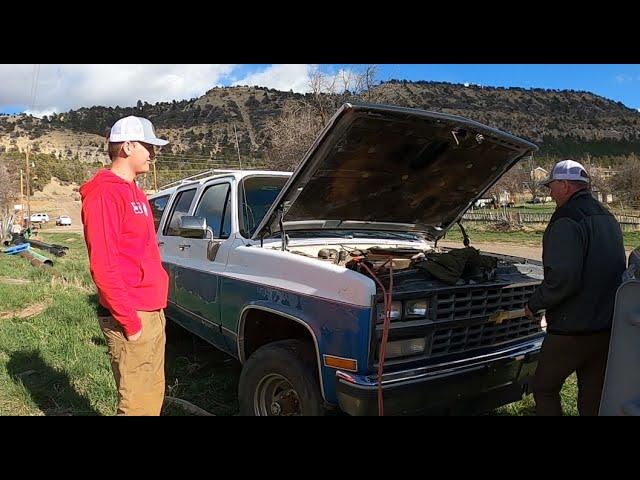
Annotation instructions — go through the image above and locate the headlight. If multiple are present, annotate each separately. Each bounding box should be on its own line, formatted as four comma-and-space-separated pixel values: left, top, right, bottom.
406, 299, 429, 317
376, 301, 402, 323
540, 313, 547, 332
383, 338, 427, 359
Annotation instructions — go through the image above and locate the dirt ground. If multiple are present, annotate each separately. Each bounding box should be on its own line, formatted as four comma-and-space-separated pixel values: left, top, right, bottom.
441, 241, 544, 260
441, 241, 634, 262
21, 178, 83, 234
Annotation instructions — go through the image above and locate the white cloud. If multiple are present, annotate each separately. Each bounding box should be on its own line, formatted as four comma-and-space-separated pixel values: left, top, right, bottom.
330, 67, 363, 93
233, 64, 315, 93
0, 64, 238, 116
24, 108, 57, 118
232, 64, 365, 95
616, 74, 633, 84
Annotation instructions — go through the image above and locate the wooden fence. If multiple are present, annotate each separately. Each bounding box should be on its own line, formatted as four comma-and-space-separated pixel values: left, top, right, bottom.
463, 211, 640, 231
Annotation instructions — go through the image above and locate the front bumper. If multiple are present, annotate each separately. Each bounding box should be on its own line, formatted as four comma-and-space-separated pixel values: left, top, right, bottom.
336, 337, 543, 415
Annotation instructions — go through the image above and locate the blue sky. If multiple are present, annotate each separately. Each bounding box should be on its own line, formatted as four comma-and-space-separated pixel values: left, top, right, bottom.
1, 64, 639, 117
371, 65, 640, 109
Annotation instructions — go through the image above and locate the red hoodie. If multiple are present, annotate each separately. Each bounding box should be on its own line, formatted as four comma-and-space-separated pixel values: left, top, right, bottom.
80, 170, 168, 336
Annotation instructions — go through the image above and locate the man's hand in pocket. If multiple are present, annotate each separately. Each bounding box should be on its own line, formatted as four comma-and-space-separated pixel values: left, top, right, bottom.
127, 327, 142, 342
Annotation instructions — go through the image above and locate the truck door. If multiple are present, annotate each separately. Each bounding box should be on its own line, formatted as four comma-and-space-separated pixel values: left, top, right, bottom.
157, 187, 197, 307
599, 248, 640, 416
172, 179, 235, 353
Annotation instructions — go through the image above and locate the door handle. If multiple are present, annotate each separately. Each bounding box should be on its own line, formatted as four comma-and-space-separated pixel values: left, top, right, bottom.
178, 244, 191, 251
158, 241, 165, 247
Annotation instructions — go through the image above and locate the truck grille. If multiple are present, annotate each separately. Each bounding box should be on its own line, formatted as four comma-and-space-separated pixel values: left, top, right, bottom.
433, 284, 537, 322
430, 284, 540, 356
429, 314, 540, 357
376, 284, 542, 362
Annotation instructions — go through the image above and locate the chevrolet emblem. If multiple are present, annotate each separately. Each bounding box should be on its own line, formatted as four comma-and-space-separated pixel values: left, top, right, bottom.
489, 308, 525, 324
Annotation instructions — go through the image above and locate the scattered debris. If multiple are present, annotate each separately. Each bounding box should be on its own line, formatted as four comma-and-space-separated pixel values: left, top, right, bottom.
3, 243, 30, 255
27, 238, 69, 257
0, 300, 51, 320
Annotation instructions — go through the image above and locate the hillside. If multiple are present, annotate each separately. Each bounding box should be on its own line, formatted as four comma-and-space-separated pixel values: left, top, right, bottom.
1, 80, 639, 173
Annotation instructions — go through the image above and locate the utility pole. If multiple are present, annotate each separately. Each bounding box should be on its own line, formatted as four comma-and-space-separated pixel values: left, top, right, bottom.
25, 146, 31, 228
152, 161, 158, 191
20, 169, 24, 205
233, 123, 243, 170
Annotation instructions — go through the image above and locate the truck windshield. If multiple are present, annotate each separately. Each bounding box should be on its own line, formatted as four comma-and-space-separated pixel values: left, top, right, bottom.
239, 176, 288, 237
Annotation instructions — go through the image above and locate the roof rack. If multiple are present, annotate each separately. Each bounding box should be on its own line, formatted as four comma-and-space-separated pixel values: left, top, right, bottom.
157, 169, 244, 191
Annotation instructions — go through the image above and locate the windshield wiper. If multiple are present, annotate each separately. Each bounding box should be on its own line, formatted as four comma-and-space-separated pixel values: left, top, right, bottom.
351, 231, 419, 241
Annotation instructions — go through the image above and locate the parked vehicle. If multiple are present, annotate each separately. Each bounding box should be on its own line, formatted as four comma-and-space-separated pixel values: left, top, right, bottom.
149, 104, 545, 415
29, 213, 49, 223
474, 198, 495, 208
55, 215, 72, 226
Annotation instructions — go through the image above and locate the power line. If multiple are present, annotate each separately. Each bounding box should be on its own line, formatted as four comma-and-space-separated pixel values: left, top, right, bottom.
155, 159, 266, 166
157, 150, 263, 158
28, 64, 40, 111
48, 147, 262, 162
156, 155, 265, 163
152, 168, 244, 173
5, 150, 265, 168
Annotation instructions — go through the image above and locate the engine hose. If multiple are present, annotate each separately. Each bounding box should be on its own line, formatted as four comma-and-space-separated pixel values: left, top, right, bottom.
357, 258, 394, 416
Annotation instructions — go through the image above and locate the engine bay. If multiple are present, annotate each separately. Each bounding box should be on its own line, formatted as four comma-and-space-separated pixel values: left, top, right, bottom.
283, 243, 544, 291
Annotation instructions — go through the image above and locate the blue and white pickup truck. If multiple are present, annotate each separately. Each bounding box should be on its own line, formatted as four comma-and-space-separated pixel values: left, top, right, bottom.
148, 103, 545, 415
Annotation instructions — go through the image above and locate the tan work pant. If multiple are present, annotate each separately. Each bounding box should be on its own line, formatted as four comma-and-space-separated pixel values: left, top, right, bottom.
98, 310, 166, 416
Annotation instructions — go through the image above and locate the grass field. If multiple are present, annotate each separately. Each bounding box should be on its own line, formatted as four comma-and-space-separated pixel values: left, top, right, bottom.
0, 232, 239, 416
0, 232, 581, 416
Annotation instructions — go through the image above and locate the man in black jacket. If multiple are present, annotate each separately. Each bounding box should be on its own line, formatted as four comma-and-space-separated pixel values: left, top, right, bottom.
525, 160, 626, 415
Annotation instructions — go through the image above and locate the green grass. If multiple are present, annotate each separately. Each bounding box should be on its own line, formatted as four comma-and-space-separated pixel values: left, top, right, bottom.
0, 232, 239, 416
1, 231, 580, 416
0, 234, 112, 415
491, 375, 578, 416
506, 202, 557, 214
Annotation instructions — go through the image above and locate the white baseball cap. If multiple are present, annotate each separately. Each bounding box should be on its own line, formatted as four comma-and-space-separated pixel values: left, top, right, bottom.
541, 159, 590, 186
108, 116, 168, 146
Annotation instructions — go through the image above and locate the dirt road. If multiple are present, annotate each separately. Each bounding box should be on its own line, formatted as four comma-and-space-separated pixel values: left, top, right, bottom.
441, 241, 634, 262
441, 241, 543, 260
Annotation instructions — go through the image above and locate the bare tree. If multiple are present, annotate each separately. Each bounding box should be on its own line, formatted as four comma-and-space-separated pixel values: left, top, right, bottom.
262, 103, 325, 171
520, 155, 549, 202
0, 161, 18, 218
307, 64, 381, 118
308, 69, 332, 124
524, 180, 542, 202
263, 65, 381, 171
582, 154, 612, 199
359, 65, 380, 102
489, 164, 528, 202
337, 68, 355, 96
611, 154, 640, 204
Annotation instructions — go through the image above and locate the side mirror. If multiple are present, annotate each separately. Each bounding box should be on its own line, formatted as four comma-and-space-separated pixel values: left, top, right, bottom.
179, 216, 210, 239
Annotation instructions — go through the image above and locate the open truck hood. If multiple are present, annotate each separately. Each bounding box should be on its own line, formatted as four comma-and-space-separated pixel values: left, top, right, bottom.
252, 103, 537, 241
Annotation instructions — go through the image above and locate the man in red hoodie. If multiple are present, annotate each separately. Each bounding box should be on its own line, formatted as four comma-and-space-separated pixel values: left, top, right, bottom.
80, 116, 169, 415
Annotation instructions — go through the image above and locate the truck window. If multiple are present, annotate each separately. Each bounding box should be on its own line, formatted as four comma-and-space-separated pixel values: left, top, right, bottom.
194, 183, 231, 239
163, 189, 197, 236
238, 176, 288, 237
149, 195, 170, 232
